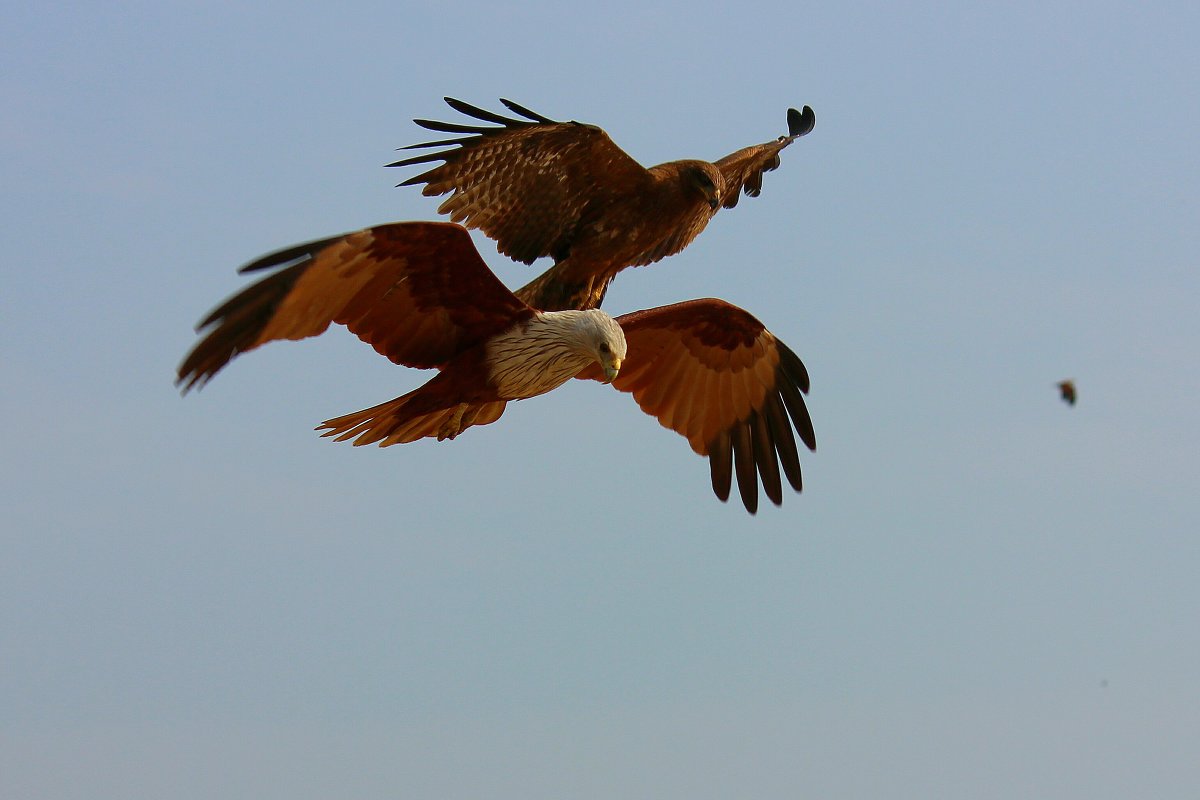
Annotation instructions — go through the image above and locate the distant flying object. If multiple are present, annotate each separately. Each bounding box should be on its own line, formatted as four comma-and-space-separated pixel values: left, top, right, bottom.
1057, 380, 1077, 406
178, 222, 816, 513
389, 97, 815, 311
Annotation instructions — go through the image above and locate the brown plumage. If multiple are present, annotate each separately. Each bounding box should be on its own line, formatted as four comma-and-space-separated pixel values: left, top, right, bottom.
576, 298, 816, 514
1057, 379, 1077, 406
389, 98, 815, 311
178, 222, 815, 512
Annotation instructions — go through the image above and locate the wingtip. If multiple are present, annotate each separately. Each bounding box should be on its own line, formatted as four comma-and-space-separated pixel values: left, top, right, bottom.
786, 105, 816, 138
498, 97, 556, 124
174, 368, 207, 396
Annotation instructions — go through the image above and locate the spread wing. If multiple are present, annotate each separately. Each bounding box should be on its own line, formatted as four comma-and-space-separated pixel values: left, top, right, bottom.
388, 97, 650, 265
579, 299, 816, 514
713, 105, 815, 209
177, 221, 532, 392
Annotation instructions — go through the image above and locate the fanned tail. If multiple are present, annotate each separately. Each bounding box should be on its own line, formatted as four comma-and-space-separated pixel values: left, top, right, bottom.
318, 396, 507, 446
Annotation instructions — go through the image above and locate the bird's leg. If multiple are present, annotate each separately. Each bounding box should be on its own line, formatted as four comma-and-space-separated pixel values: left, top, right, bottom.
437, 404, 469, 441
436, 402, 490, 440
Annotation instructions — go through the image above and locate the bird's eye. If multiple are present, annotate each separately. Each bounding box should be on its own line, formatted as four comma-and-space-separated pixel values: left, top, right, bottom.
695, 170, 714, 188
599, 342, 611, 354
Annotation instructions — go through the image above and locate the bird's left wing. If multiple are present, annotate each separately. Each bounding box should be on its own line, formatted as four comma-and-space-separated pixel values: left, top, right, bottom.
578, 299, 816, 514
177, 222, 531, 391
389, 97, 649, 266
713, 106, 814, 209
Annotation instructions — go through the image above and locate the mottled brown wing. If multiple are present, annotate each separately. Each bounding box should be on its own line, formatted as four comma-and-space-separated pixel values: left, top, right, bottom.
579, 299, 816, 514
177, 221, 532, 392
389, 98, 650, 265
713, 105, 815, 209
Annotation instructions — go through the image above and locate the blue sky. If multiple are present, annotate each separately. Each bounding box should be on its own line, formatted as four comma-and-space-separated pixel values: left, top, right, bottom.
4, 1, 1199, 797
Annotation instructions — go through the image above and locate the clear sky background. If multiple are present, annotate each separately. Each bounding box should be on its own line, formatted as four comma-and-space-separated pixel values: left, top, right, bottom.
4, 2, 1198, 798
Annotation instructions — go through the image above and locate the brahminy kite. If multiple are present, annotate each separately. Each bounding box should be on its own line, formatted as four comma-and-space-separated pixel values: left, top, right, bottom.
178, 222, 815, 513
389, 98, 816, 311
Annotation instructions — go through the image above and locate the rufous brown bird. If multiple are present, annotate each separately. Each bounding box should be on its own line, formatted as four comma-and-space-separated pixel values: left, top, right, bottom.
389, 97, 815, 311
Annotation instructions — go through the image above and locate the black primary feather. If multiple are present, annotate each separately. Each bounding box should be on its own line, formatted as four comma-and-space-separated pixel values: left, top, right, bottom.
787, 106, 816, 138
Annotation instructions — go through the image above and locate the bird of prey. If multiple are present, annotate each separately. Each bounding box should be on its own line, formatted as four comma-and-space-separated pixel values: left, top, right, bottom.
177, 222, 815, 513
389, 97, 815, 311
1057, 380, 1077, 406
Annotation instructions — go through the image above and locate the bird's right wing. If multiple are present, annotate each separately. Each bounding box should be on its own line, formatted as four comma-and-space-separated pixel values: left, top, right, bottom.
578, 298, 816, 514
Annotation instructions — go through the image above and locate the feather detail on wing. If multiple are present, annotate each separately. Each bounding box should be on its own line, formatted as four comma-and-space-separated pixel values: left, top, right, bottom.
578, 298, 815, 514
713, 105, 814, 209
388, 97, 650, 265
176, 221, 532, 391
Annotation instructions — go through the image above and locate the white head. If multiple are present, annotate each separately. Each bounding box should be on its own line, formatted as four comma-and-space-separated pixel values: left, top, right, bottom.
556, 309, 627, 383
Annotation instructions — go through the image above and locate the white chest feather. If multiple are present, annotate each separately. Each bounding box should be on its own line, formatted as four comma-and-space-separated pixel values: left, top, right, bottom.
484, 316, 594, 399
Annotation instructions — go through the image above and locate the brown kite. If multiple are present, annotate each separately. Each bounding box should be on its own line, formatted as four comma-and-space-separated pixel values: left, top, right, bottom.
389, 98, 816, 311
178, 222, 816, 513
1057, 379, 1077, 406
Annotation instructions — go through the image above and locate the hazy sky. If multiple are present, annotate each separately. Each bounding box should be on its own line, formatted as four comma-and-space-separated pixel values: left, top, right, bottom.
4, 1, 1199, 798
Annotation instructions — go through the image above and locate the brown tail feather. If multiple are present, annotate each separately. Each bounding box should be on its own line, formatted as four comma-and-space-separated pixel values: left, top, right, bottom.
318, 396, 507, 445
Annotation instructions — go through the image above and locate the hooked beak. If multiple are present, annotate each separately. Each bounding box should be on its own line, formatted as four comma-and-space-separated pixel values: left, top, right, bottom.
708, 192, 721, 210
602, 358, 622, 384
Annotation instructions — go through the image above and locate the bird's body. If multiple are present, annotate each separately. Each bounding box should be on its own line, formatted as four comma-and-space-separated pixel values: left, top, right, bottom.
320, 309, 625, 445
391, 98, 815, 310
512, 162, 723, 310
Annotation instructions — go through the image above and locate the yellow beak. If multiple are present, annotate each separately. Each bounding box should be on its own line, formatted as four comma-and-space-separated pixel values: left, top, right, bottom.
603, 358, 622, 384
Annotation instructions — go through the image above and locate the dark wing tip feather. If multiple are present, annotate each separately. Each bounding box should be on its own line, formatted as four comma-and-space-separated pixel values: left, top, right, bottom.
709, 430, 733, 503
236, 234, 344, 275
703, 333, 818, 512
787, 106, 816, 138
392, 136, 475, 152
394, 163, 446, 188
711, 404, 802, 513
498, 98, 557, 124
751, 411, 784, 507
412, 118, 494, 135
763, 393, 804, 493
393, 99, 561, 192
442, 97, 530, 127
730, 420, 759, 514
776, 340, 811, 394
178, 259, 313, 393
386, 150, 451, 169
776, 367, 817, 454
